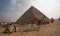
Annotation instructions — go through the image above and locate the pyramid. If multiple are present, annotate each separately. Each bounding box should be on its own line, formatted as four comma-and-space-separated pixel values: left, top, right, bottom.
16, 6, 49, 24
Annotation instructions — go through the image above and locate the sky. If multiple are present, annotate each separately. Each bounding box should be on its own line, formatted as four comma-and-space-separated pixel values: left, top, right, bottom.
0, 0, 60, 22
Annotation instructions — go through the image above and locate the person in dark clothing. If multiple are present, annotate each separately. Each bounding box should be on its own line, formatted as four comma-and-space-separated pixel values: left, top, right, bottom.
14, 25, 16, 32
37, 20, 41, 25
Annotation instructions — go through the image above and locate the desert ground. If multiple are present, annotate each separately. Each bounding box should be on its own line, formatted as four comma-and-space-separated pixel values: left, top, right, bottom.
0, 20, 60, 36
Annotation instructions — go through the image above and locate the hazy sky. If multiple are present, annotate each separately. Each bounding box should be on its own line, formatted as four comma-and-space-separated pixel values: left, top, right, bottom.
0, 0, 60, 22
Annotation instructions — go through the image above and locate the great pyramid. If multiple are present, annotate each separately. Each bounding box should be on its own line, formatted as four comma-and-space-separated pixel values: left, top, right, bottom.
16, 6, 49, 24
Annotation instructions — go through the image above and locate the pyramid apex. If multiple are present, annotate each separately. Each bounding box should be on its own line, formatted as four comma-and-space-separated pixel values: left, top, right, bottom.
31, 6, 34, 7
30, 6, 36, 8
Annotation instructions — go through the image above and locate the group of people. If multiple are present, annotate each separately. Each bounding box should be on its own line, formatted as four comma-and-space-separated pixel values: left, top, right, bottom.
37, 18, 55, 25
37, 20, 49, 25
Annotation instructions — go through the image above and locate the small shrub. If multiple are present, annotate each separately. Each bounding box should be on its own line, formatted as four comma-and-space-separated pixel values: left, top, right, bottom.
58, 17, 60, 20
50, 18, 55, 23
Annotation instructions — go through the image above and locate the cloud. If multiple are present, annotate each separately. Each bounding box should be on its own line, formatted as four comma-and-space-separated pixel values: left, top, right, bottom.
24, 0, 31, 3
11, 0, 17, 8
11, 0, 17, 5
17, 4, 22, 10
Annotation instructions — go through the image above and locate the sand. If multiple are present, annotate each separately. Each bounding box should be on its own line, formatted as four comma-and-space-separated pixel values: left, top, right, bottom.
0, 20, 60, 36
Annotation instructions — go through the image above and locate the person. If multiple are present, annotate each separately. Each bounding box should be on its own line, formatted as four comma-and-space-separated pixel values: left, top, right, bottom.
37, 20, 41, 25
14, 25, 16, 32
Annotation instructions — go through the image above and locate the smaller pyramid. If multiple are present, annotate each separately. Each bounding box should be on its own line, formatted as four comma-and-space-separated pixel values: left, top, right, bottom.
16, 6, 49, 24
